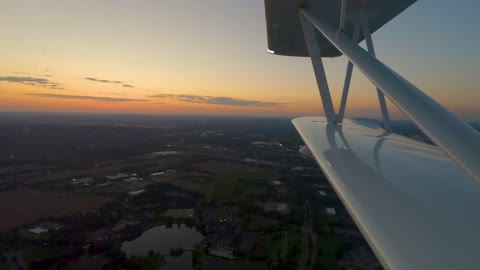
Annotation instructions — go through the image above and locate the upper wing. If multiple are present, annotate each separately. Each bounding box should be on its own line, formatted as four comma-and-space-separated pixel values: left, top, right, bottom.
264, 0, 416, 57
293, 116, 480, 270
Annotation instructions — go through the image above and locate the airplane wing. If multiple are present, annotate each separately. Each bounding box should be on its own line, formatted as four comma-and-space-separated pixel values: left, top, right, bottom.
293, 117, 480, 269
264, 1, 480, 268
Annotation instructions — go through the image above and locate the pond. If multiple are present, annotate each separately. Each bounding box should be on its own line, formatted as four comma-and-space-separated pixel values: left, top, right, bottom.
121, 224, 204, 270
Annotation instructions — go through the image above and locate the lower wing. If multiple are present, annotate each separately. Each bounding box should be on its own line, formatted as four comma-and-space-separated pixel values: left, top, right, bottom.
293, 116, 480, 270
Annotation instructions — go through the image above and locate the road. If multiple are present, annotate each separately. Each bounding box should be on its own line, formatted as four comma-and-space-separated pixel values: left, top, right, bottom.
298, 200, 317, 270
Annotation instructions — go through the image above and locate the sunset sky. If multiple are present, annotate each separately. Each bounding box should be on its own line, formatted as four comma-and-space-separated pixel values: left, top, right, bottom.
0, 0, 479, 119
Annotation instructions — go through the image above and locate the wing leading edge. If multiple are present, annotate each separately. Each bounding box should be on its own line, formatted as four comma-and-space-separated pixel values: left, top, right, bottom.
293, 116, 480, 270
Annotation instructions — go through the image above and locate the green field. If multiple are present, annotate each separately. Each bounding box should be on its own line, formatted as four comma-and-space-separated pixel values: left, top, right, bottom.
206, 177, 250, 202
0, 262, 9, 270
241, 215, 278, 232
311, 210, 348, 270
199, 161, 277, 202
23, 246, 68, 264
266, 231, 302, 268
314, 233, 346, 270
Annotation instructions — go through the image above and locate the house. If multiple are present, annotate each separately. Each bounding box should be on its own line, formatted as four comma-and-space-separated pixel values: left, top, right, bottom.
272, 180, 282, 186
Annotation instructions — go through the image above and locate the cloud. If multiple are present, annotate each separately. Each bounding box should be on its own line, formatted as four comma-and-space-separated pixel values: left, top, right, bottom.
27, 93, 148, 102
150, 94, 282, 107
98, 92, 126, 96
85, 77, 135, 88
85, 77, 122, 84
0, 76, 62, 89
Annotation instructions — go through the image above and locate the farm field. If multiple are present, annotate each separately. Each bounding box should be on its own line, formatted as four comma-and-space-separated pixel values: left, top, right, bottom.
0, 188, 112, 232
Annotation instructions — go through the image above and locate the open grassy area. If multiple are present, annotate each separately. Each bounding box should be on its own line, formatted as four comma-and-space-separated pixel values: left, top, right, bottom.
241, 215, 278, 232
23, 246, 68, 264
312, 209, 348, 270
0, 262, 9, 270
0, 188, 112, 233
163, 178, 209, 194
139, 253, 165, 269
312, 210, 338, 232
314, 233, 346, 270
199, 161, 277, 202
206, 177, 250, 202
136, 160, 277, 202
266, 231, 302, 268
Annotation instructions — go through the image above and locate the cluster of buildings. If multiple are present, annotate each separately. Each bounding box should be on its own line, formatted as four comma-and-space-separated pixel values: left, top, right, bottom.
202, 232, 268, 260
200, 205, 269, 260
85, 217, 142, 247
71, 172, 144, 187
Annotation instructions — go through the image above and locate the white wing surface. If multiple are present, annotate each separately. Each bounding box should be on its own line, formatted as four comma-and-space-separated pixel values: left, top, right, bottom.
293, 116, 480, 270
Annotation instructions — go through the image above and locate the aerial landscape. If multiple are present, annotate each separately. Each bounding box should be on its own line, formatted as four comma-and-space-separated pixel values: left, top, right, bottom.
2, 112, 477, 269
1, 0, 479, 269
0, 112, 382, 270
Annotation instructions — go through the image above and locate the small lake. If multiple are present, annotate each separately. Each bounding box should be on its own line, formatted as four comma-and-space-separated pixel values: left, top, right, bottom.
121, 224, 204, 270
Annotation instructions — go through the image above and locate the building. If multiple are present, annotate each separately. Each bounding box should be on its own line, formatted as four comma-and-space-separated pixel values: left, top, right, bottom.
150, 170, 176, 177
202, 232, 267, 259
203, 233, 236, 259
29, 227, 48, 235
272, 180, 282, 186
29, 221, 63, 235
72, 177, 95, 185
325, 208, 336, 216
95, 182, 111, 188
261, 201, 289, 213
128, 189, 146, 197
124, 176, 143, 182
151, 151, 179, 157
105, 173, 128, 180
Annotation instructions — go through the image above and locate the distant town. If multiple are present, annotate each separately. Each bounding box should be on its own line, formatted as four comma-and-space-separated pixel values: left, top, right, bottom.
2, 113, 475, 270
